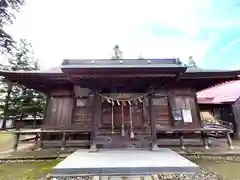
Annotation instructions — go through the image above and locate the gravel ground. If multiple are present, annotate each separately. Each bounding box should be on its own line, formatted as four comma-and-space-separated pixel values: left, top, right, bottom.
43, 170, 223, 180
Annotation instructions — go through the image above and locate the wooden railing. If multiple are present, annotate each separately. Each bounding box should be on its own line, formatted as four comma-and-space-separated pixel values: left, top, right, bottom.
202, 119, 233, 130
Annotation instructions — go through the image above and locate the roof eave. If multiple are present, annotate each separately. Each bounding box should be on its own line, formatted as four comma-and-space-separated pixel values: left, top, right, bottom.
181, 70, 240, 79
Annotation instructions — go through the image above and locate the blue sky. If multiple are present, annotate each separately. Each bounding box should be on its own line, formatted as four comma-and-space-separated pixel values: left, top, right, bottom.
2, 0, 240, 70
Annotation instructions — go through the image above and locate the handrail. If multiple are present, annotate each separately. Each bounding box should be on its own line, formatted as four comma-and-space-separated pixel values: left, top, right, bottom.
202, 119, 233, 130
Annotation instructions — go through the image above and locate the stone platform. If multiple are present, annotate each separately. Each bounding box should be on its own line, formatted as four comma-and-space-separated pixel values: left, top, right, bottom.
51, 148, 199, 177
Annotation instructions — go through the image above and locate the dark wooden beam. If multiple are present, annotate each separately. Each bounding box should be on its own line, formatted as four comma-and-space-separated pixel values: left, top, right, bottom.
148, 90, 158, 150
71, 74, 176, 78
13, 132, 20, 151
89, 91, 101, 152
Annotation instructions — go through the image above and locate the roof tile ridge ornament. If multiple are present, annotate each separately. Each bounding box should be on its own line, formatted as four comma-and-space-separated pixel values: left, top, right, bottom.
111, 44, 122, 60
175, 58, 182, 65
188, 56, 197, 67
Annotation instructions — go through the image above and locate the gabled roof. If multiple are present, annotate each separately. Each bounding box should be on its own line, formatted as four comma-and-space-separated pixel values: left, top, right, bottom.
197, 80, 240, 104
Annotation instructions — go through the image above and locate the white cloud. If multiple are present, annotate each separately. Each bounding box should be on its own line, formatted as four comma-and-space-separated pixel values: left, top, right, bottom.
222, 38, 240, 53
3, 0, 221, 69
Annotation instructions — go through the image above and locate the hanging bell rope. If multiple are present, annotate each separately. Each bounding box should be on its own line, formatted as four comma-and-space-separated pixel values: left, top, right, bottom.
129, 104, 134, 139
121, 102, 125, 137
111, 101, 115, 134
95, 91, 149, 138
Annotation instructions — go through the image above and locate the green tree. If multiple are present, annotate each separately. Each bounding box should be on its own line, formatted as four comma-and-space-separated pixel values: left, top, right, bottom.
0, 39, 45, 129
8, 39, 36, 71
0, 0, 25, 53
14, 60, 46, 124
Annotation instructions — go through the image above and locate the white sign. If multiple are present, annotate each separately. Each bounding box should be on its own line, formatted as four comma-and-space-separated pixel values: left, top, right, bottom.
76, 99, 87, 107
182, 110, 192, 123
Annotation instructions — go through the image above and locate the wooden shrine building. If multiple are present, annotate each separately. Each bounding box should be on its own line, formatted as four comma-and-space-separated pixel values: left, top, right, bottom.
0, 58, 239, 151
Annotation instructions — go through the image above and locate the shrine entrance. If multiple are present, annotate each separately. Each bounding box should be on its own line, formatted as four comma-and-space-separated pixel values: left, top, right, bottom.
97, 93, 151, 149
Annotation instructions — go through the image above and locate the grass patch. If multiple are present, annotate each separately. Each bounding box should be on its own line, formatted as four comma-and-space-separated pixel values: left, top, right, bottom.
0, 133, 12, 152
194, 159, 240, 180
0, 133, 12, 145
8, 149, 74, 159
0, 160, 61, 180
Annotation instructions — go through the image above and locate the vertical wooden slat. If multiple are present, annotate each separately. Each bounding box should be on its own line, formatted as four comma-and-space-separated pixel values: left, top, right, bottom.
43, 94, 50, 126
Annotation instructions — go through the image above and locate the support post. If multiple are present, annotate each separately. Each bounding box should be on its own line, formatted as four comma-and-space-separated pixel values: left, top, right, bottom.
61, 132, 66, 150
35, 133, 39, 146
149, 92, 158, 151
226, 131, 234, 149
89, 92, 100, 152
179, 132, 185, 150
39, 132, 43, 150
201, 132, 209, 149
13, 132, 20, 151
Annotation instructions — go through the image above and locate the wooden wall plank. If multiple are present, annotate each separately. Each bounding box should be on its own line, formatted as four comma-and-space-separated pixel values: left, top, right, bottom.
44, 97, 73, 129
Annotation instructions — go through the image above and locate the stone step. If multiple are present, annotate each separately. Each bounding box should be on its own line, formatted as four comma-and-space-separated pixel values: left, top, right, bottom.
93, 175, 152, 180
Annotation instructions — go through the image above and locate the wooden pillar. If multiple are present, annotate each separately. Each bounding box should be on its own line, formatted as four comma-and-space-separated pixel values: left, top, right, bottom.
39, 132, 43, 150
61, 132, 66, 150
89, 92, 100, 152
149, 92, 158, 150
179, 132, 185, 150
226, 131, 234, 149
13, 132, 20, 151
201, 132, 209, 149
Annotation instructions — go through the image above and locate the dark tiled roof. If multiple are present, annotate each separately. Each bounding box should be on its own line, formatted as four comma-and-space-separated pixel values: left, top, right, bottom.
61, 58, 184, 69
186, 67, 237, 73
